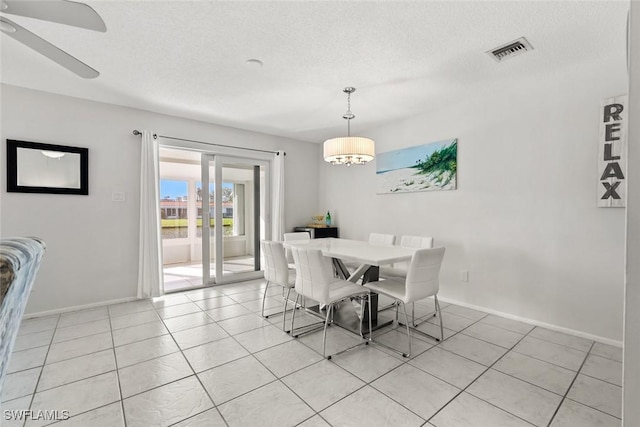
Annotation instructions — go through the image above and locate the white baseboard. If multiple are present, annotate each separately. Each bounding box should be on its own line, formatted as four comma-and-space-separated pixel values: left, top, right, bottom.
23, 296, 141, 319
438, 296, 623, 348
20, 289, 623, 348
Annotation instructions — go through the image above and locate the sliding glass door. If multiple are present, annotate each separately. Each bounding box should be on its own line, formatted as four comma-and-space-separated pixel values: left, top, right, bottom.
202, 154, 269, 285
159, 147, 203, 292
159, 146, 270, 292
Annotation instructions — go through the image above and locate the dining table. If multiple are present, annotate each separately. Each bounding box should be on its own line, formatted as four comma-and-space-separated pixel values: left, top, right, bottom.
282, 237, 417, 335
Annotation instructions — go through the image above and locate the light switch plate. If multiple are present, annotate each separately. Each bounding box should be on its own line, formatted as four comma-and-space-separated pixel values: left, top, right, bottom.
112, 192, 125, 202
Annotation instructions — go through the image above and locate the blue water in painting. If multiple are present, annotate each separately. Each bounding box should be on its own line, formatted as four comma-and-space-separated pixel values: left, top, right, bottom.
376, 139, 456, 174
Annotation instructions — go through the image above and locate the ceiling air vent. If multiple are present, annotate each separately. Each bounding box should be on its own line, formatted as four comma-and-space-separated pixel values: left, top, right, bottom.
487, 37, 533, 62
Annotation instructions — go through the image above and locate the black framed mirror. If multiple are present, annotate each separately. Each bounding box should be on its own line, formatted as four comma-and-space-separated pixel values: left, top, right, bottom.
6, 139, 89, 195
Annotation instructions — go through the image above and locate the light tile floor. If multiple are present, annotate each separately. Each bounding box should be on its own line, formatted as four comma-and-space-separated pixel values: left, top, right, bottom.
2, 279, 623, 427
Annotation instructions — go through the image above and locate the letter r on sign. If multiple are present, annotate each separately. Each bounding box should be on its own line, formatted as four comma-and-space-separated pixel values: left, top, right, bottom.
603, 103, 624, 122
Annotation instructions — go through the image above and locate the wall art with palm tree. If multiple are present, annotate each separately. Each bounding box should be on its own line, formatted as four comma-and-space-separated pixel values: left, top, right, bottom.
376, 138, 457, 194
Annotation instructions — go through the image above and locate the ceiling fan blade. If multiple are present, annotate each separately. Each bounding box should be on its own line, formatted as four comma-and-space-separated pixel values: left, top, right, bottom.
1, 16, 99, 78
2, 0, 106, 32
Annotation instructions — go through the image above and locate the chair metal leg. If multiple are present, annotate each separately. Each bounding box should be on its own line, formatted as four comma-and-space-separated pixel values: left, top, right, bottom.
409, 300, 438, 327
282, 287, 292, 332
319, 295, 374, 360
402, 303, 411, 358
323, 304, 333, 359
435, 295, 444, 341
397, 298, 442, 343
368, 293, 373, 341
359, 297, 364, 338
263, 284, 298, 320
368, 297, 407, 358
287, 293, 326, 338
412, 302, 415, 326
261, 281, 270, 318
290, 293, 300, 335
410, 310, 437, 327
377, 301, 397, 312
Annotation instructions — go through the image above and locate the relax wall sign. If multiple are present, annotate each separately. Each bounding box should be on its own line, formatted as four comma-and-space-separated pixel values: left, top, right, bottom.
598, 95, 627, 208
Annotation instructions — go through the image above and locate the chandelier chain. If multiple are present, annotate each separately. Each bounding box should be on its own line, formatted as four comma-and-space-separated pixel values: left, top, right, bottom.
345, 89, 352, 136
323, 85, 374, 166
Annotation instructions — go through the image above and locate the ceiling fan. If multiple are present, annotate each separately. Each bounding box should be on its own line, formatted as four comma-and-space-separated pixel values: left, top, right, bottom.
0, 0, 106, 79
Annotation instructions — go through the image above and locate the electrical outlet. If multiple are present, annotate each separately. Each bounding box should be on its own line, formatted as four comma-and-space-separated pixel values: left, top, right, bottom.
112, 192, 125, 202
460, 270, 469, 282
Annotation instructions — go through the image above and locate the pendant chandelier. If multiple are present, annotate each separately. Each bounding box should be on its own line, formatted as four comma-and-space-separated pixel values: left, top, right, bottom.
323, 87, 375, 166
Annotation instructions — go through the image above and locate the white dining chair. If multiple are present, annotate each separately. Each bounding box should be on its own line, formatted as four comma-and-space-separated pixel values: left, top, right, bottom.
261, 240, 296, 331
380, 235, 434, 278
379, 235, 435, 316
364, 247, 445, 357
289, 246, 372, 359
368, 233, 396, 246
283, 232, 311, 265
343, 233, 396, 274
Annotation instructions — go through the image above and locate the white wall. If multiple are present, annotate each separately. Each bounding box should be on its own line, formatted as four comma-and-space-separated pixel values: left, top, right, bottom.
0, 84, 319, 314
623, 1, 640, 424
319, 56, 627, 342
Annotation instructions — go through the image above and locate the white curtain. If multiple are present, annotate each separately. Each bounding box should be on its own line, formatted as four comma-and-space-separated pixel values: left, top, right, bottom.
137, 131, 163, 299
273, 151, 285, 241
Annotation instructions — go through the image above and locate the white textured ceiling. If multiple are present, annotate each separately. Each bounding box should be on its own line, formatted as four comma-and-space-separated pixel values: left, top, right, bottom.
0, 1, 630, 143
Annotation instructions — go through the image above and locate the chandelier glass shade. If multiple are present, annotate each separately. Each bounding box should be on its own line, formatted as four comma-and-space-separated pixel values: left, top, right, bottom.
323, 87, 375, 166
323, 136, 375, 165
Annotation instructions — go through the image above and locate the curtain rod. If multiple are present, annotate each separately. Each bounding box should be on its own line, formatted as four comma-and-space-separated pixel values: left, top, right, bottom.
132, 130, 285, 156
